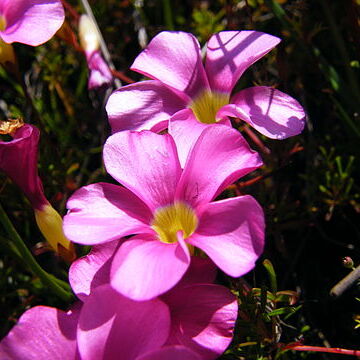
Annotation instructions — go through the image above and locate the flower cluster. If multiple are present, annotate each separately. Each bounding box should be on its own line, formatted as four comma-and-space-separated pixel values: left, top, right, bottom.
0, 27, 305, 359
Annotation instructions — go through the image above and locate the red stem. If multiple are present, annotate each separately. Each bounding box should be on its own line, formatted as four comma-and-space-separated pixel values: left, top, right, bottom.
285, 344, 360, 356
111, 69, 135, 84
61, 0, 80, 21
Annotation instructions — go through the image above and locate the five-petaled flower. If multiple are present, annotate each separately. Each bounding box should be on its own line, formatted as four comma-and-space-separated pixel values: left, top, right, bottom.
107, 30, 305, 163
64, 125, 265, 301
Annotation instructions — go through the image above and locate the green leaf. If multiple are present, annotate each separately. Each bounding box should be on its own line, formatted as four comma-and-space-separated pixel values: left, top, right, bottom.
263, 259, 277, 293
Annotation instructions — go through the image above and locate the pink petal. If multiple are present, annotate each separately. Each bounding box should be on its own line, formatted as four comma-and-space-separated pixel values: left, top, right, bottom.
131, 31, 209, 100
0, 305, 80, 360
69, 240, 119, 301
137, 346, 201, 360
176, 124, 263, 209
1, 0, 64, 46
218, 86, 306, 139
64, 182, 151, 245
111, 234, 191, 301
169, 109, 230, 168
106, 80, 186, 134
86, 50, 113, 89
104, 130, 182, 211
175, 256, 217, 289
163, 284, 238, 360
77, 285, 170, 360
205, 31, 281, 93
189, 196, 265, 277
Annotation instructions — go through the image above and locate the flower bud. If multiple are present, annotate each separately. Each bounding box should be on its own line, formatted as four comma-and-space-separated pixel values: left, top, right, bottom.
78, 14, 113, 90
0, 123, 75, 261
342, 256, 354, 269
78, 14, 100, 55
35, 204, 76, 262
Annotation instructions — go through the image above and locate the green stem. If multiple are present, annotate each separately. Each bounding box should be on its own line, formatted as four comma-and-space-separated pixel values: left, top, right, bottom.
331, 95, 360, 137
0, 203, 73, 302
162, 0, 174, 30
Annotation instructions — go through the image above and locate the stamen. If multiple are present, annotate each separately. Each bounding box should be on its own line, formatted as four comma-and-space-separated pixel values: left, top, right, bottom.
0, 15, 6, 31
151, 202, 198, 244
0, 119, 24, 135
190, 90, 229, 124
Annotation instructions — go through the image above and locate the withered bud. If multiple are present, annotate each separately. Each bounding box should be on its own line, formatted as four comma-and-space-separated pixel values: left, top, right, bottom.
0, 118, 24, 135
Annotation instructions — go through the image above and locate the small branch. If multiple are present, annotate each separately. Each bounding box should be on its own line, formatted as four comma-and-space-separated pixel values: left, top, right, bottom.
330, 264, 360, 297
61, 0, 80, 21
239, 123, 271, 155
162, 0, 174, 30
283, 343, 360, 356
111, 69, 135, 84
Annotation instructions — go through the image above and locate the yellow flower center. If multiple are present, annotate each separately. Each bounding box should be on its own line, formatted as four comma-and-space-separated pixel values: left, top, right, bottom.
0, 15, 6, 31
190, 90, 229, 124
151, 202, 198, 244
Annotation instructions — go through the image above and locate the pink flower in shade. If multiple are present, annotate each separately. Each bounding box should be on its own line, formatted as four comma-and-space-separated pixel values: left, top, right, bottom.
0, 123, 74, 259
0, 245, 238, 360
106, 31, 305, 157
78, 14, 113, 90
85, 50, 113, 90
64, 124, 265, 301
0, 0, 64, 46
0, 124, 46, 210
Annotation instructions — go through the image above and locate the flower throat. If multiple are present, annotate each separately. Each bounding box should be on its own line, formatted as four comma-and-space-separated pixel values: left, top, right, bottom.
151, 202, 198, 244
190, 90, 229, 124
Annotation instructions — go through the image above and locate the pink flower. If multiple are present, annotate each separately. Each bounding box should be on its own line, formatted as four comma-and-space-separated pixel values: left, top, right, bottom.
0, 248, 238, 360
106, 31, 305, 159
85, 51, 113, 90
64, 125, 265, 300
0, 0, 64, 46
78, 14, 113, 90
0, 123, 74, 259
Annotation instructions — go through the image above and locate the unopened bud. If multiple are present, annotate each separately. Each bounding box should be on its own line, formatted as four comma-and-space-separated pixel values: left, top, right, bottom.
342, 256, 354, 269
138, 27, 148, 49
78, 14, 100, 54
35, 204, 76, 262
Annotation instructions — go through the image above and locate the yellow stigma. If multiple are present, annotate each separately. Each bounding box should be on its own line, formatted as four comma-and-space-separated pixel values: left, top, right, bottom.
190, 90, 229, 124
0, 15, 6, 31
151, 202, 198, 244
